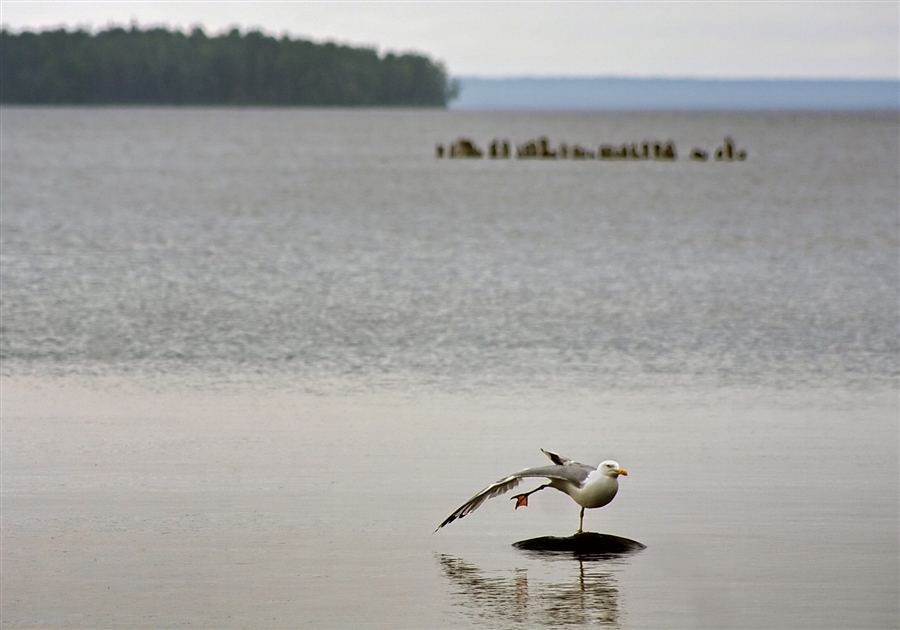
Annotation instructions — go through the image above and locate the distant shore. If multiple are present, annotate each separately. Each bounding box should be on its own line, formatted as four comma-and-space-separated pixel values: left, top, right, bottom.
0, 27, 457, 106
450, 77, 900, 111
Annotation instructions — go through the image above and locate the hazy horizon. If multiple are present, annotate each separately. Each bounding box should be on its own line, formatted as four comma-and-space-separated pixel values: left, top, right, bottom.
452, 74, 899, 82
1, 22, 894, 84
1, 2, 896, 79
449, 76, 899, 111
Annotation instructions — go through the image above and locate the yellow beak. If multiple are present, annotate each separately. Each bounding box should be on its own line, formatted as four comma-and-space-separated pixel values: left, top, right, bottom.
615, 468, 628, 476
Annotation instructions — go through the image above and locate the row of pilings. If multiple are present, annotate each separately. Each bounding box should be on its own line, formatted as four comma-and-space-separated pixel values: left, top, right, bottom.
436, 136, 747, 161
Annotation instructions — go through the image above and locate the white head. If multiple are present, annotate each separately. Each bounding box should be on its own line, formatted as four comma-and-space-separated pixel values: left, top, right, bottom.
600, 460, 628, 478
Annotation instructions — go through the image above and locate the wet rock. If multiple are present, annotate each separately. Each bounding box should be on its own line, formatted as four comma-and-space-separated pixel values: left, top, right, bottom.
513, 532, 646, 557
714, 136, 747, 161
690, 148, 709, 161
448, 137, 483, 158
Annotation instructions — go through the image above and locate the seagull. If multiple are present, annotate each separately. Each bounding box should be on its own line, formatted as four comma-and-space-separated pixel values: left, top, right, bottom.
436, 449, 627, 534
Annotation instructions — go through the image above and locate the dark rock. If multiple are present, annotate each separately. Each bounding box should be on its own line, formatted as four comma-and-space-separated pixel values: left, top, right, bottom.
714, 136, 747, 161
690, 148, 709, 161
513, 532, 646, 558
448, 137, 483, 158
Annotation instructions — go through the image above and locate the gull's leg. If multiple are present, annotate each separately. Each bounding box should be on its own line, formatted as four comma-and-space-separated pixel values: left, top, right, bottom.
511, 483, 550, 509
576, 507, 585, 534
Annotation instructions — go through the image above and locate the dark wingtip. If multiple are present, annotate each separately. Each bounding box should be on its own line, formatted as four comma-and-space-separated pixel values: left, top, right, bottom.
435, 513, 460, 533
541, 448, 566, 466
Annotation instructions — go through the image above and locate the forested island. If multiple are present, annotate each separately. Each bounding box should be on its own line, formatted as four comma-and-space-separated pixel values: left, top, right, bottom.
0, 26, 459, 106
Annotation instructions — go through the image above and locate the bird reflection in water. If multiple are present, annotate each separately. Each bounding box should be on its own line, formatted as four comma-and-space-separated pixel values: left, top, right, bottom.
437, 553, 623, 628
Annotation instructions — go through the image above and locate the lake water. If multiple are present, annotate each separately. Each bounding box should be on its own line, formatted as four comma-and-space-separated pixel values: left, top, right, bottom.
1, 108, 898, 628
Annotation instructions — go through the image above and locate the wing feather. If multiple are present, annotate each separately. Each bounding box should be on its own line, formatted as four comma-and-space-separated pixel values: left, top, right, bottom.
541, 448, 573, 466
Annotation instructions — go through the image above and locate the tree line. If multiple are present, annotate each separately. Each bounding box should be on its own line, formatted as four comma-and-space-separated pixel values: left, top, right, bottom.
0, 26, 459, 106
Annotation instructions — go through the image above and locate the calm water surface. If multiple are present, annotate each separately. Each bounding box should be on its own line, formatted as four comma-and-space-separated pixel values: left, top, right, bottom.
1, 108, 898, 628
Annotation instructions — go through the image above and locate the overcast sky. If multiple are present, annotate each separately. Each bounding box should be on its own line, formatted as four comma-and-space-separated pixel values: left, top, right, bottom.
2, 1, 897, 79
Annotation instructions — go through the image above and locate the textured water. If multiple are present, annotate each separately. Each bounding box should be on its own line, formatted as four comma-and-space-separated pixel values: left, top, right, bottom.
2, 108, 897, 391
1, 108, 898, 628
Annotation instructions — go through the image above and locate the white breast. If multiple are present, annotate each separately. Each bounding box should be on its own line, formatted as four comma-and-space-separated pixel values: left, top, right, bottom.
569, 469, 619, 508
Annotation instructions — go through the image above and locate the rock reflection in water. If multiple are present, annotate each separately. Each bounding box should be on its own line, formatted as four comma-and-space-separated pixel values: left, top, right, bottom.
437, 554, 622, 627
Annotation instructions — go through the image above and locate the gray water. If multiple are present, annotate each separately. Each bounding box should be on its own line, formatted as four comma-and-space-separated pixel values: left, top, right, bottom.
1, 108, 898, 628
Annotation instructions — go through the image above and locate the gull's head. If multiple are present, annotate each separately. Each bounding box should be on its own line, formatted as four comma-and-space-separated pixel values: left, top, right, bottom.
600, 460, 628, 478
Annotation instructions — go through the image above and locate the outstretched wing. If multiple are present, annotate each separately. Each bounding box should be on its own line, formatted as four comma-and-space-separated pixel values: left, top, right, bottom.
435, 463, 593, 531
